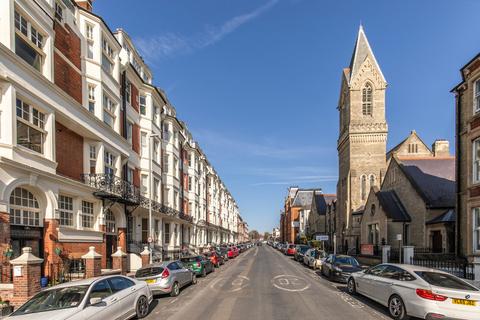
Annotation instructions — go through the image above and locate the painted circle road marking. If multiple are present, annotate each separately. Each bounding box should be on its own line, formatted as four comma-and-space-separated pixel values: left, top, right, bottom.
210, 275, 250, 292
271, 275, 310, 292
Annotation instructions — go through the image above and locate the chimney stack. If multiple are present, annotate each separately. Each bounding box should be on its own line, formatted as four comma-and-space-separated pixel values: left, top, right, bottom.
432, 140, 450, 157
75, 0, 93, 12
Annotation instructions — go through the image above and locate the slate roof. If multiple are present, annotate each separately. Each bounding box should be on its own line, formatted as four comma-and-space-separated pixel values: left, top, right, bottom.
426, 209, 456, 225
376, 190, 411, 222
292, 190, 315, 208
314, 194, 336, 216
399, 158, 455, 208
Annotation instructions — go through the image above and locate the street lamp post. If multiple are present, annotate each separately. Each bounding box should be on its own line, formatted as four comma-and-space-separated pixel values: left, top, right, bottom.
149, 133, 160, 264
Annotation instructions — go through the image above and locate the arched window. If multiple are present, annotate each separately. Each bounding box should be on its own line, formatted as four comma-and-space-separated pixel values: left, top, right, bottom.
369, 174, 376, 188
9, 187, 40, 226
361, 175, 367, 200
362, 83, 373, 116
105, 209, 116, 234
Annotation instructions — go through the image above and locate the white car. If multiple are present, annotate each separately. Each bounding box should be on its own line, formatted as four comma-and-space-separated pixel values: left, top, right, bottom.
347, 263, 480, 320
7, 275, 153, 320
303, 249, 326, 270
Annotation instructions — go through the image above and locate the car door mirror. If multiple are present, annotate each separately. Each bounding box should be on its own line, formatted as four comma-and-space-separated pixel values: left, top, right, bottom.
89, 297, 105, 306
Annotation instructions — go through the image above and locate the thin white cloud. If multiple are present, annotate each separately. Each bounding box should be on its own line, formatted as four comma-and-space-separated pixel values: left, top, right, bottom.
134, 0, 278, 62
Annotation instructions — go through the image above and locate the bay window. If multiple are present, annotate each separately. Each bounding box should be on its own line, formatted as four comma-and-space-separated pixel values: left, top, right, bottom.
101, 37, 114, 74
16, 98, 46, 154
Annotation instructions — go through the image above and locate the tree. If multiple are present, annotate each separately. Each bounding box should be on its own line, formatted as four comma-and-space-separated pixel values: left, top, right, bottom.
263, 232, 271, 240
249, 230, 260, 241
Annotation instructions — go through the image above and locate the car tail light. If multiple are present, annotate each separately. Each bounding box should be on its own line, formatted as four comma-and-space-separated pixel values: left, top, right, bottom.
416, 289, 448, 301
161, 268, 170, 279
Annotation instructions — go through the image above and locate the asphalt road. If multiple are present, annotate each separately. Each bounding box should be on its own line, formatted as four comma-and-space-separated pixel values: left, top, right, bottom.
144, 246, 395, 320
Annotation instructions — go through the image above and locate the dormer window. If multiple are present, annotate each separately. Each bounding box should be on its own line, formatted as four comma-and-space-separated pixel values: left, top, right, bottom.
362, 83, 373, 116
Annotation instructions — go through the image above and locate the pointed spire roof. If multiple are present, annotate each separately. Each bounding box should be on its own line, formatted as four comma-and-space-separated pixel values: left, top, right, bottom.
348, 25, 386, 84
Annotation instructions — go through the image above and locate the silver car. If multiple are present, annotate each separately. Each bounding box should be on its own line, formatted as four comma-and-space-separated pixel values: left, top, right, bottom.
135, 260, 196, 297
348, 263, 480, 320
7, 275, 152, 320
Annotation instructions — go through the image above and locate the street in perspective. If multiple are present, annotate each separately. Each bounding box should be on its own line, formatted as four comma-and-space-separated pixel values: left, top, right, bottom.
0, 0, 480, 319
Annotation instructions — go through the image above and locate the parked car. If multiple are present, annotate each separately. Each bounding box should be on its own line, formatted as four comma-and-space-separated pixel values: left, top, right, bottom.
227, 246, 239, 259
321, 254, 363, 283
7, 275, 152, 320
303, 248, 327, 269
347, 263, 480, 320
135, 261, 196, 297
217, 247, 229, 261
285, 244, 296, 256
180, 255, 215, 277
204, 251, 223, 267
294, 245, 310, 262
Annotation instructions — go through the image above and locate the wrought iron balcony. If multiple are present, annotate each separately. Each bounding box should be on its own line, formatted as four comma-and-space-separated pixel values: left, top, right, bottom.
81, 173, 140, 205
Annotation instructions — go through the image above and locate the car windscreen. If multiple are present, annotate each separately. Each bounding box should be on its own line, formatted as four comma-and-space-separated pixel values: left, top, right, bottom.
12, 285, 89, 315
288, 245, 295, 249
415, 271, 479, 291
135, 266, 164, 278
299, 246, 309, 253
334, 256, 359, 266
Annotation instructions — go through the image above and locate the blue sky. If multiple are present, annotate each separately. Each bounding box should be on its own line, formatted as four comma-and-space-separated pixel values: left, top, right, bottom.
95, 0, 480, 233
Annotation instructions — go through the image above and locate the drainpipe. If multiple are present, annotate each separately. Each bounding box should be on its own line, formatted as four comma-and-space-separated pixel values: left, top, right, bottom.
455, 90, 462, 258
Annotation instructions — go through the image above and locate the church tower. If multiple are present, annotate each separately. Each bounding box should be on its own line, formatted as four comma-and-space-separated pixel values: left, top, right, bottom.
336, 26, 388, 252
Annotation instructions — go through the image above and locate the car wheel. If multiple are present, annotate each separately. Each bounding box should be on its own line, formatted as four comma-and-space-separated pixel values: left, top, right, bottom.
388, 295, 409, 320
202, 268, 207, 277
192, 274, 197, 285
170, 282, 180, 297
347, 278, 356, 295
136, 295, 149, 319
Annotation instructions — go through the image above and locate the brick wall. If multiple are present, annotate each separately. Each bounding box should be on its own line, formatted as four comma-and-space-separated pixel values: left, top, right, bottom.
133, 168, 140, 188
55, 122, 83, 181
0, 212, 11, 282
53, 22, 82, 104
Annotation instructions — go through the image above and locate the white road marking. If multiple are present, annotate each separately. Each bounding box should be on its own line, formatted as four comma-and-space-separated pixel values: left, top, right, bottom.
271, 274, 310, 292
169, 298, 178, 304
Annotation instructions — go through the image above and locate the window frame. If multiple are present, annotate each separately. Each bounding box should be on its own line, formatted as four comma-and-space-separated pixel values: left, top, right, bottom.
87, 84, 95, 113
473, 139, 480, 184
104, 150, 116, 177
14, 10, 45, 71
16, 98, 46, 154
474, 79, 480, 114
362, 82, 373, 116
474, 208, 480, 252
59, 195, 74, 227
81, 200, 94, 229
102, 92, 116, 128
9, 187, 40, 227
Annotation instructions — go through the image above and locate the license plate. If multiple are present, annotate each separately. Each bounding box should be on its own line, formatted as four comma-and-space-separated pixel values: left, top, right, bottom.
145, 279, 155, 284
452, 299, 476, 306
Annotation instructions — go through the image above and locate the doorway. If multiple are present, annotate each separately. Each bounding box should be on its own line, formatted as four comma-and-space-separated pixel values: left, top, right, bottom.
142, 218, 148, 243
105, 234, 117, 269
431, 231, 443, 253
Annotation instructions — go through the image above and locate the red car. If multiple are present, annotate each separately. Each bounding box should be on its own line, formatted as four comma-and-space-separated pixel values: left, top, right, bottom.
286, 244, 296, 256
227, 246, 239, 258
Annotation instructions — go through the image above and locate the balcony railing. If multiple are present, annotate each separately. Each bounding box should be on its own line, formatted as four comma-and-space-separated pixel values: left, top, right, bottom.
81, 173, 140, 205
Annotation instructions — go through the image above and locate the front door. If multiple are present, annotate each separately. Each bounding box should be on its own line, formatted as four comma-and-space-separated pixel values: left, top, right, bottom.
431, 231, 443, 253
105, 235, 117, 269
142, 218, 148, 243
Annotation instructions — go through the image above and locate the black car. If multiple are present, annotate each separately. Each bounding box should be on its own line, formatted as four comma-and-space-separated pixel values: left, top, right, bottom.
294, 245, 310, 262
321, 254, 363, 283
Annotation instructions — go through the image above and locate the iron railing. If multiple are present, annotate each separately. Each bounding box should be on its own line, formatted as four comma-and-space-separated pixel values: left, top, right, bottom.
81, 174, 141, 204
411, 257, 474, 280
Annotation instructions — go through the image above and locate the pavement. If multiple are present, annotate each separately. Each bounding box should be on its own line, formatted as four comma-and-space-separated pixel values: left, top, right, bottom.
143, 245, 403, 320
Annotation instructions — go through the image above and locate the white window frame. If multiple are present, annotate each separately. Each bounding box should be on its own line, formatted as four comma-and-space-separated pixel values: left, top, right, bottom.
105, 209, 116, 234
139, 95, 146, 115
16, 98, 46, 154
81, 200, 94, 229
14, 10, 45, 71
473, 139, 480, 184
59, 195, 74, 227
89, 145, 96, 174
87, 84, 95, 113
101, 36, 114, 74
475, 79, 480, 114
103, 92, 116, 128
9, 187, 40, 227
104, 150, 116, 176
54, 1, 64, 22
127, 121, 133, 144
474, 208, 480, 252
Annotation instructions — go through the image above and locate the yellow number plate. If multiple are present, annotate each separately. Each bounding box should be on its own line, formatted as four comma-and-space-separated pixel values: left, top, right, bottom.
452, 299, 476, 306
145, 279, 155, 284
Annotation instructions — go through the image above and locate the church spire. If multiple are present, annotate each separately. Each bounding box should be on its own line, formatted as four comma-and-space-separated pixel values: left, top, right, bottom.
348, 25, 386, 84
